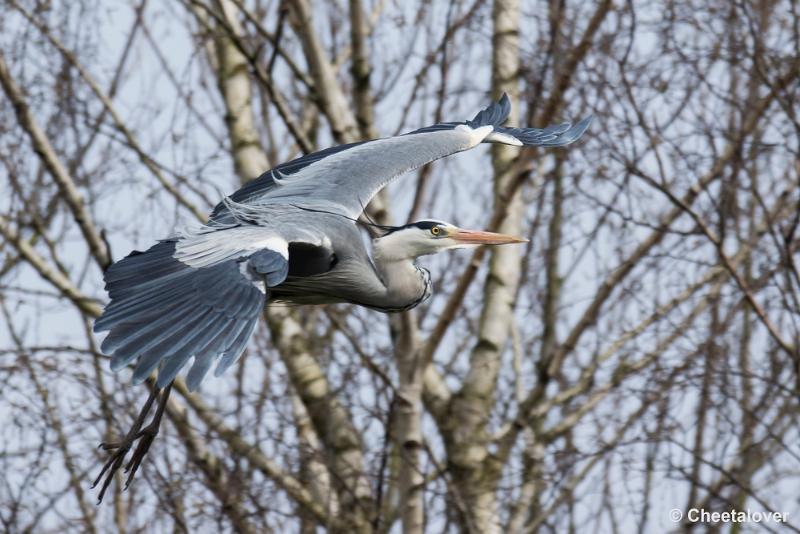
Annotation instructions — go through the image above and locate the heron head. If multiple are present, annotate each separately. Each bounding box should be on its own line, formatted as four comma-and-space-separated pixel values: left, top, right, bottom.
373, 220, 527, 261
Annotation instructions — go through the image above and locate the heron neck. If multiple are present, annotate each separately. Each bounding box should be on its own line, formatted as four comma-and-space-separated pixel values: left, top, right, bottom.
371, 256, 429, 311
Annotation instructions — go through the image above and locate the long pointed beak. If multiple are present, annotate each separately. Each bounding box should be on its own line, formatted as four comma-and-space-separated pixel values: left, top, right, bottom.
451, 228, 528, 245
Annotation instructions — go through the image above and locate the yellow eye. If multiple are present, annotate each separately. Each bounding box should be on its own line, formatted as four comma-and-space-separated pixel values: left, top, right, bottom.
431, 226, 441, 236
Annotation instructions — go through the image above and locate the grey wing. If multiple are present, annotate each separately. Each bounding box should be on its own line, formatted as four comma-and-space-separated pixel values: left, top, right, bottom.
210, 125, 494, 221
411, 93, 592, 145
488, 116, 593, 147
209, 141, 367, 221
94, 227, 296, 391
210, 94, 591, 221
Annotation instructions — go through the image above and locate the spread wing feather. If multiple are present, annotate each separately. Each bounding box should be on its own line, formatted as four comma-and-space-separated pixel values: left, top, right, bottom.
94, 235, 289, 390
211, 94, 592, 221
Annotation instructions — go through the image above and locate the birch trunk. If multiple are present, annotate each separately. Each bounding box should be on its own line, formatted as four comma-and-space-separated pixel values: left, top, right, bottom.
444, 1, 521, 531
205, 2, 371, 530
212, 0, 270, 181
288, 0, 359, 144
392, 312, 425, 534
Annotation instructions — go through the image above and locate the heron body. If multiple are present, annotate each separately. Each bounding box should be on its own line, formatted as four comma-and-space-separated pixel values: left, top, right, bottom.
247, 210, 428, 312
95, 95, 591, 390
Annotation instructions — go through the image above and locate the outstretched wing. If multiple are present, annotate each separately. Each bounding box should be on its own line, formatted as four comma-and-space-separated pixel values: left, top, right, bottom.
94, 226, 307, 391
211, 94, 592, 221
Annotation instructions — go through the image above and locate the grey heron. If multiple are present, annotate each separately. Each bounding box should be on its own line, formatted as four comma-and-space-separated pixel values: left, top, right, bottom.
92, 95, 589, 498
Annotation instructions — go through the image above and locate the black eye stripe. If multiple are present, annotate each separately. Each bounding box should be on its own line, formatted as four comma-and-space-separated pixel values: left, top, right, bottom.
382, 220, 443, 235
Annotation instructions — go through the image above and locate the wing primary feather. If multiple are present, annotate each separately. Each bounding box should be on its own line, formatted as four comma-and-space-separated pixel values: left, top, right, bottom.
214, 313, 260, 377
107, 299, 205, 369
466, 93, 511, 128
104, 241, 177, 279
106, 268, 192, 300
96, 280, 196, 332
103, 307, 178, 357
177, 288, 263, 391
202, 318, 252, 381
184, 318, 244, 391
156, 315, 237, 388
101, 298, 198, 346
215, 284, 252, 315
494, 116, 592, 147
130, 308, 216, 383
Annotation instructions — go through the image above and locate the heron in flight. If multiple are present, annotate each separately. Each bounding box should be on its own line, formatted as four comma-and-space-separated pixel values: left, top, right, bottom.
92, 95, 589, 499
95, 94, 590, 391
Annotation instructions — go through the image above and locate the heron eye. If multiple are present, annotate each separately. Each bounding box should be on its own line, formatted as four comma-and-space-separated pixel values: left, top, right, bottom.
431, 226, 441, 236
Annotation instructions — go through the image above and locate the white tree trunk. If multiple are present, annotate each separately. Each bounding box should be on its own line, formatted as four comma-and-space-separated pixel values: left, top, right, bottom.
204, 2, 371, 529
445, 0, 521, 531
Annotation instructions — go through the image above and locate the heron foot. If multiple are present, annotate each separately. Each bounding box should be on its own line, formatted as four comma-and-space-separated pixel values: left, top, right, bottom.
92, 382, 173, 503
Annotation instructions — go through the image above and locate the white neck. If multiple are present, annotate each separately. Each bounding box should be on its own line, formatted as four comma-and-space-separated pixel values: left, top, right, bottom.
368, 241, 429, 311
372, 231, 416, 262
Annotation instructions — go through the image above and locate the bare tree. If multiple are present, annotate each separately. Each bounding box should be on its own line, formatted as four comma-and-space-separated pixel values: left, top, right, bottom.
1, 0, 798, 532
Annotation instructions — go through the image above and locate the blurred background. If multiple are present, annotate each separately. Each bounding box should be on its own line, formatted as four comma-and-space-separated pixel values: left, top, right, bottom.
0, 0, 798, 532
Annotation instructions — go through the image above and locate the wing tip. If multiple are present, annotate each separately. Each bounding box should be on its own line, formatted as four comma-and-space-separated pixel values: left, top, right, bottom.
467, 92, 512, 128
555, 115, 593, 146
467, 94, 592, 147
155, 369, 177, 389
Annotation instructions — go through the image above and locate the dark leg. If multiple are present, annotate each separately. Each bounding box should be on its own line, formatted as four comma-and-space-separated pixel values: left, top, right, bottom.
93, 381, 174, 503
